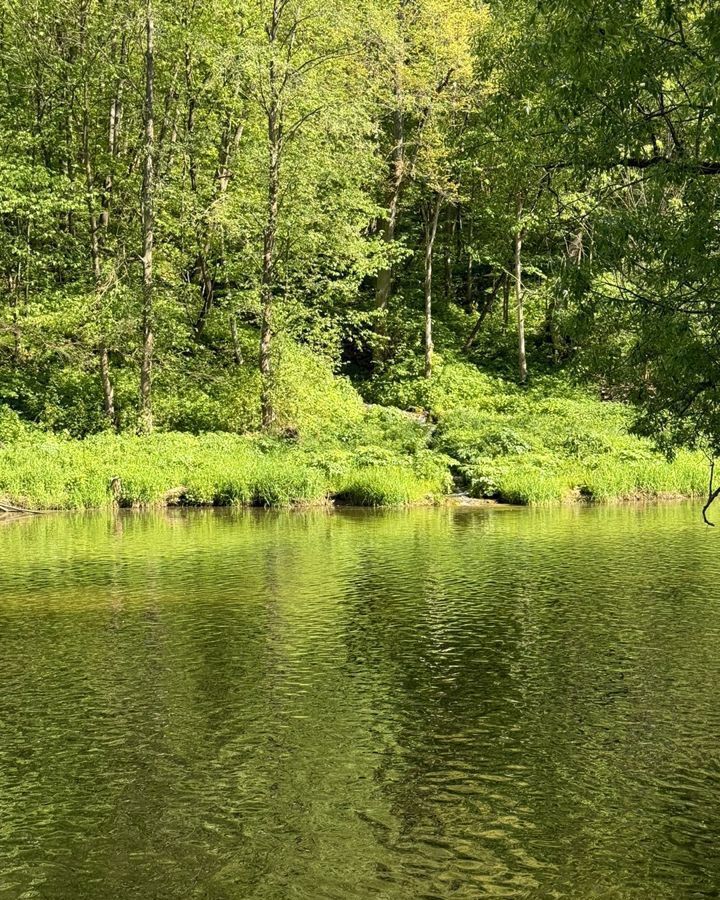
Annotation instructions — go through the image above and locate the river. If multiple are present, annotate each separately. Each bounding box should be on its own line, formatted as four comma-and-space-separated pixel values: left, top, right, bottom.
0, 504, 718, 898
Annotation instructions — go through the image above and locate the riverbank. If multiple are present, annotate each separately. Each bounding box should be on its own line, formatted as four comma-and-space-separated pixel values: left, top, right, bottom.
0, 364, 708, 510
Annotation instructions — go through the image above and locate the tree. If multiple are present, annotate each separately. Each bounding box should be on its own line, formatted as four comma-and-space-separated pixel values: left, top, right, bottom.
138, 0, 156, 433
370, 0, 482, 365
246, 0, 377, 427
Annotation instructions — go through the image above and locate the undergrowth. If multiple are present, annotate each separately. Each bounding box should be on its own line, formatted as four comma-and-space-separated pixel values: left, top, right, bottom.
0, 359, 708, 510
374, 361, 708, 505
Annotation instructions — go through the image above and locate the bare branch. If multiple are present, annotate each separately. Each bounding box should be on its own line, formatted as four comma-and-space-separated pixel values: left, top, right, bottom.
703, 459, 720, 526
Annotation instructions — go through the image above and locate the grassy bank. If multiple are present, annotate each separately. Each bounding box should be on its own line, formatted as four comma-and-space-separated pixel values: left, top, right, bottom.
0, 363, 708, 510
374, 363, 708, 505
0, 406, 450, 510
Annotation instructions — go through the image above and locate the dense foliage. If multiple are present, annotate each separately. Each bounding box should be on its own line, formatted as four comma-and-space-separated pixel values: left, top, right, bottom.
0, 0, 717, 506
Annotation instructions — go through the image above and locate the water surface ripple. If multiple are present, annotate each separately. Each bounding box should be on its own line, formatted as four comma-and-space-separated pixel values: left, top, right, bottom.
0, 504, 719, 898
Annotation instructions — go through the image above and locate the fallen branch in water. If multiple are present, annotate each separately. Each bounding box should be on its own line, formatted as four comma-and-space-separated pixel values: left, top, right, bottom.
702, 459, 720, 526
0, 499, 42, 515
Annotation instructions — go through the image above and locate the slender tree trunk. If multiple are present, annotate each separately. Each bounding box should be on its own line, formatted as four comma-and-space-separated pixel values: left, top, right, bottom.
374, 69, 404, 360
101, 34, 126, 231
260, 0, 282, 429
260, 144, 279, 429
423, 194, 442, 379
184, 40, 197, 193
194, 116, 243, 335
83, 96, 117, 428
230, 314, 243, 365
374, 181, 400, 315
99, 348, 116, 422
443, 207, 454, 302
196, 254, 214, 334
12, 222, 31, 363
183, 40, 210, 335
502, 272, 510, 326
463, 274, 503, 352
9, 266, 20, 365
84, 140, 117, 426
546, 293, 563, 363
139, 0, 155, 433
514, 196, 527, 384
73, 11, 117, 426
101, 36, 127, 425
465, 223, 474, 309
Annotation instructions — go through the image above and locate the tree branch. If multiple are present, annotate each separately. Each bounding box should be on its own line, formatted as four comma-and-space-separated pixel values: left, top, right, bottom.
703, 459, 720, 526
619, 156, 720, 175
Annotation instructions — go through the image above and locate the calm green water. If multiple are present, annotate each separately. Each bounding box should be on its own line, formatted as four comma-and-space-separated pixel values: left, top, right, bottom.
1, 504, 720, 899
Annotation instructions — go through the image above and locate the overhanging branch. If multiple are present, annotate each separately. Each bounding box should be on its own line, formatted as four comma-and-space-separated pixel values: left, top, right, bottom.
703, 459, 720, 526
620, 156, 720, 175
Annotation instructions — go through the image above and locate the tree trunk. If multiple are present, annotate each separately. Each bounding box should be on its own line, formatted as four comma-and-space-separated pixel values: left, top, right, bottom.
463, 274, 503, 352
194, 116, 243, 335
374, 183, 400, 315
502, 272, 509, 326
465, 227, 474, 309
83, 96, 117, 427
100, 34, 126, 231
184, 40, 197, 193
443, 207, 455, 302
514, 197, 527, 384
230, 314, 243, 365
423, 194, 442, 379
546, 292, 563, 363
260, 0, 282, 430
260, 146, 279, 429
139, 0, 155, 433
374, 69, 404, 360
99, 347, 116, 423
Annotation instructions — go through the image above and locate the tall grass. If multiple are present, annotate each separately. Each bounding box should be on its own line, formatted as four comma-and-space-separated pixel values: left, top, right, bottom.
0, 363, 708, 509
333, 466, 444, 506
0, 430, 446, 510
382, 362, 708, 506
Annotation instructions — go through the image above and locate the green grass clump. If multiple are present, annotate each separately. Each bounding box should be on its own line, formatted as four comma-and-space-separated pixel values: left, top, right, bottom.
0, 432, 305, 510
333, 465, 443, 506
251, 456, 328, 506
576, 450, 708, 502
468, 462, 578, 505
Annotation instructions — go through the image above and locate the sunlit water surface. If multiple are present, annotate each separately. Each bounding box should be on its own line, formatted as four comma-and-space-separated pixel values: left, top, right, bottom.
1, 504, 719, 899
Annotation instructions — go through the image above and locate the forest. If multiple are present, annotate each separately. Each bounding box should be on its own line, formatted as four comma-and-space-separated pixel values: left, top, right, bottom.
1, 0, 719, 509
